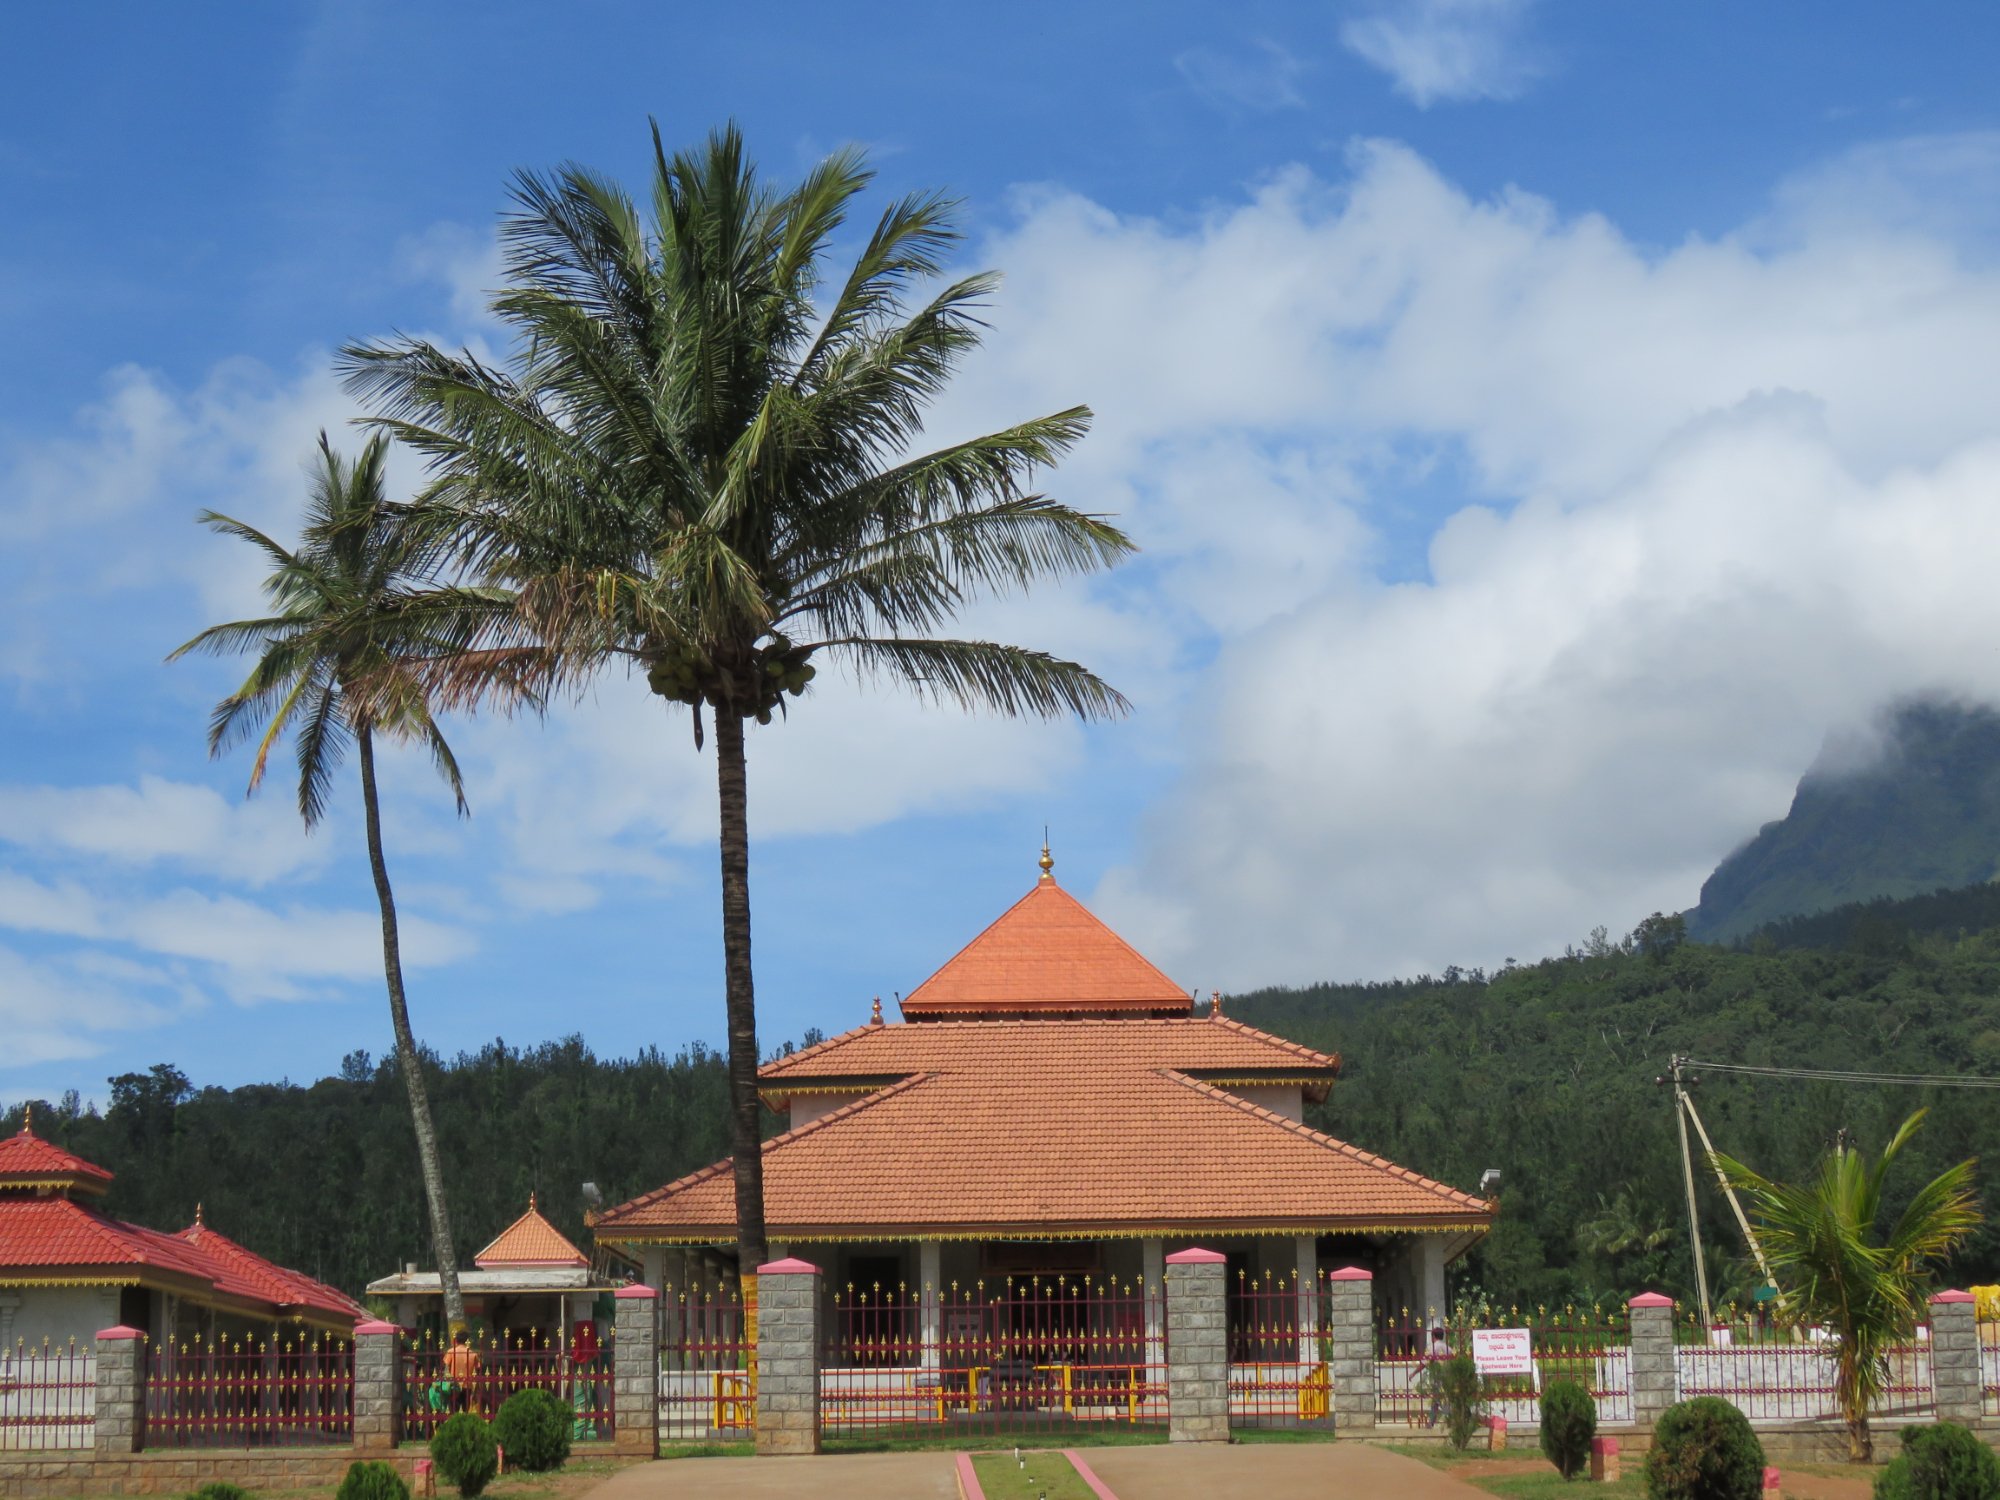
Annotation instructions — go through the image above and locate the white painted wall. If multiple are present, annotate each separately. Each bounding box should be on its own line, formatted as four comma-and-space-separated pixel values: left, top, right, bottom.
1226, 1086, 1303, 1123
787, 1093, 853, 1130
4, 1286, 120, 1350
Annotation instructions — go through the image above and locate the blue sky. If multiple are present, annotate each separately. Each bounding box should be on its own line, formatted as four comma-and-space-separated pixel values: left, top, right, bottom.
9, 0, 2000, 1105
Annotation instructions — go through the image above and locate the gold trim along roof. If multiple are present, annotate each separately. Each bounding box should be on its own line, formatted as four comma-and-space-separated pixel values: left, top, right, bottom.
596, 1017, 1488, 1242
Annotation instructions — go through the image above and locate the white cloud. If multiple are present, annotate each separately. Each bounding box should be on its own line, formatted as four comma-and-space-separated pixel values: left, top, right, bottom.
0, 945, 187, 1067
1175, 39, 1308, 114
1340, 0, 1542, 107
0, 775, 324, 886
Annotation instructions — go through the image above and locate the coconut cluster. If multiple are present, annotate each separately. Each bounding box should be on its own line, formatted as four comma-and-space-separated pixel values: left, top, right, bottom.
645, 634, 817, 724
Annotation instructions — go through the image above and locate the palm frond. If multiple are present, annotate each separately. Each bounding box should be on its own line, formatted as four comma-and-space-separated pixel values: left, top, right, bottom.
814, 636, 1130, 720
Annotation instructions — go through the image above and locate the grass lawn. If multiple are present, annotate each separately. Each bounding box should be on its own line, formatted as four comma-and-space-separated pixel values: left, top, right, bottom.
1383, 1443, 1645, 1499
823, 1425, 1167, 1454
657, 1440, 756, 1458
970, 1451, 1100, 1500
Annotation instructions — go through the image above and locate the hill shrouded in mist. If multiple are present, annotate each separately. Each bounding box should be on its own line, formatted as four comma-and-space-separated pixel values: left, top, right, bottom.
1688, 700, 2000, 943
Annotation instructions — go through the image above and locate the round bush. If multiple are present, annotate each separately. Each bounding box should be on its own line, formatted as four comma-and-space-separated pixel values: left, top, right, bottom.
1644, 1397, 1767, 1500
431, 1411, 498, 1499
336, 1460, 410, 1500
1540, 1377, 1597, 1480
184, 1485, 254, 1500
1420, 1351, 1487, 1451
1873, 1423, 2000, 1500
492, 1387, 573, 1473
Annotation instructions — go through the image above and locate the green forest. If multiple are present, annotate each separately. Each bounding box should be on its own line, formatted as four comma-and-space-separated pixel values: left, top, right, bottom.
10, 885, 2000, 1311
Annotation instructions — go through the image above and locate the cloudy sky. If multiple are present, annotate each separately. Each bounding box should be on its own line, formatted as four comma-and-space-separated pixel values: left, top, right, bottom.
7, 0, 2000, 1102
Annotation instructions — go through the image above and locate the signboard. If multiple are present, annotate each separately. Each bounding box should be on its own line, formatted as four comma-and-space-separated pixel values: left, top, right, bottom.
1471, 1327, 1535, 1377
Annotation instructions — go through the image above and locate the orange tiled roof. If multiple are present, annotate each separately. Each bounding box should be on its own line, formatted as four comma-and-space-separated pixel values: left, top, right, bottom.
899, 877, 1192, 1017
474, 1196, 589, 1269
597, 1018, 1489, 1241
0, 1124, 114, 1195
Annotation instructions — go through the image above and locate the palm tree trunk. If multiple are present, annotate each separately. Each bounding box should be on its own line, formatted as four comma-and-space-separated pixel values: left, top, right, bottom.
712, 707, 769, 1278
358, 724, 467, 1330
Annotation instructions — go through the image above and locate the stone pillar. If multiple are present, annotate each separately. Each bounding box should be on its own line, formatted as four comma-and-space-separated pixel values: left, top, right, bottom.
1418, 1237, 1448, 1327
754, 1257, 821, 1457
918, 1242, 942, 1375
352, 1320, 401, 1453
1294, 1237, 1319, 1364
1165, 1247, 1228, 1442
1142, 1239, 1167, 1387
1628, 1292, 1677, 1429
93, 1324, 145, 1455
1929, 1289, 1981, 1425
1326, 1267, 1376, 1433
612, 1283, 660, 1458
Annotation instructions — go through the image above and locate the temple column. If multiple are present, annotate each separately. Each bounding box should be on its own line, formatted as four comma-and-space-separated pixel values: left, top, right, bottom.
918, 1242, 941, 1374
639, 1245, 667, 1291
1419, 1236, 1447, 1326
1142, 1238, 1166, 1394
1295, 1235, 1319, 1364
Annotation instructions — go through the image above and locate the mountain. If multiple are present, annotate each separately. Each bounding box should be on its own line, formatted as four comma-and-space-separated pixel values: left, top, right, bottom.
1687, 700, 2000, 943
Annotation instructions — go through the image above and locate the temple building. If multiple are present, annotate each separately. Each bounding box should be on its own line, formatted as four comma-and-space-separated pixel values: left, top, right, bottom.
0, 1117, 363, 1351
593, 853, 1495, 1327
365, 1195, 619, 1339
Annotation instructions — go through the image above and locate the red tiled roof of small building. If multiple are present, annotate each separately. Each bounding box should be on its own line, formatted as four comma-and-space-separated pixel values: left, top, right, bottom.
0, 1123, 114, 1195
177, 1216, 367, 1323
899, 877, 1191, 1017
474, 1195, 589, 1269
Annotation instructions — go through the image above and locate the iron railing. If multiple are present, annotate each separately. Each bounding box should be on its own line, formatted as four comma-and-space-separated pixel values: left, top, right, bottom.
1376, 1304, 1633, 1427
145, 1333, 352, 1447
659, 1280, 754, 1440
401, 1326, 613, 1441
0, 1339, 95, 1451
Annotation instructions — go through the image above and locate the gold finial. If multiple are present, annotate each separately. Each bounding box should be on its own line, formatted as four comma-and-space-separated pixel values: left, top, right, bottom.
869, 996, 884, 1027
19, 1103, 30, 1136
194, 1202, 203, 1228
1211, 989, 1224, 1020
1039, 832, 1054, 880
529, 1190, 538, 1212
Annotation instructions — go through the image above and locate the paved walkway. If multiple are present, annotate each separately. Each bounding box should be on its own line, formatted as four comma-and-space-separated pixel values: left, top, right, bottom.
585, 1443, 1491, 1499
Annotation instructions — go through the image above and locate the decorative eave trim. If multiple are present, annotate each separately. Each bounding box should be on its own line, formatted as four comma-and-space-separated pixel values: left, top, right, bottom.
596, 1220, 1495, 1247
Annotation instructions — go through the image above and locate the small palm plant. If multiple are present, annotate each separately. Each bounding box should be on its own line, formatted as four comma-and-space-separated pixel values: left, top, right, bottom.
1712, 1109, 1980, 1462
170, 433, 528, 1330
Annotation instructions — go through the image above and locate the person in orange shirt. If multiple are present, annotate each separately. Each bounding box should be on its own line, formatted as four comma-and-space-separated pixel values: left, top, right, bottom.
441, 1329, 483, 1412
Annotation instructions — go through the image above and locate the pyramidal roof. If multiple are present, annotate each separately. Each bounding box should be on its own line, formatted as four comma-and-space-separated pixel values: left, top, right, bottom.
473, 1194, 588, 1269
0, 1118, 113, 1196
899, 865, 1191, 1019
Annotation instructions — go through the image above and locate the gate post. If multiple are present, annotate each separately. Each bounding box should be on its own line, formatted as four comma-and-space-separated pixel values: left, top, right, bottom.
613, 1283, 660, 1457
1326, 1267, 1376, 1433
754, 1257, 822, 1456
1165, 1247, 1228, 1442
93, 1325, 145, 1455
352, 1321, 402, 1452
1928, 1290, 1981, 1424
1627, 1292, 1676, 1430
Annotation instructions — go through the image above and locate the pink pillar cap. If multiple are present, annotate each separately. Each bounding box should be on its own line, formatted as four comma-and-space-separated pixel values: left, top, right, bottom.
1327, 1266, 1373, 1282
1930, 1289, 1975, 1304
614, 1282, 659, 1300
1628, 1292, 1674, 1308
758, 1256, 821, 1275
353, 1320, 400, 1335
1591, 1436, 1620, 1453
1763, 1466, 1782, 1487
95, 1325, 146, 1341
1165, 1247, 1226, 1265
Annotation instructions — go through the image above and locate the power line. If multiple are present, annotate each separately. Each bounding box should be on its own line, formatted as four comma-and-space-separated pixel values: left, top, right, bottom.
1685, 1058, 2000, 1090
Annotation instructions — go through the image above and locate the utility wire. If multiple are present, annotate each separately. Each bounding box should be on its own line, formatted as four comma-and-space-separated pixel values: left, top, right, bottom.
1686, 1059, 2000, 1089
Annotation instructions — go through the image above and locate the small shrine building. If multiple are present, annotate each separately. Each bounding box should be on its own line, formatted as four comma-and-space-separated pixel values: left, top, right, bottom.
0, 1117, 363, 1351
593, 855, 1495, 1328
365, 1195, 619, 1339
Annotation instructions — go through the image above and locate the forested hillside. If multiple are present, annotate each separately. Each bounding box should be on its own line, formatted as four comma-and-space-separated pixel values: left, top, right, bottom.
1233, 913, 2000, 1311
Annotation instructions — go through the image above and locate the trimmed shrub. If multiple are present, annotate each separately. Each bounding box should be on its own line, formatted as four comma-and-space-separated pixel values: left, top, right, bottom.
335, 1460, 411, 1500
1421, 1351, 1487, 1451
184, 1485, 254, 1500
492, 1387, 573, 1473
1540, 1377, 1597, 1480
1873, 1423, 2000, 1500
1644, 1397, 1767, 1500
431, 1411, 499, 1499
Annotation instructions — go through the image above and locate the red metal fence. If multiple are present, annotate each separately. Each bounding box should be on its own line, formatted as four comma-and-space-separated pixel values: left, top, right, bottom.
1376, 1305, 1633, 1427
400, 1327, 614, 1441
659, 1280, 755, 1441
820, 1276, 1167, 1439
145, 1334, 352, 1447
1228, 1270, 1333, 1430
1983, 1320, 2000, 1419
0, 1339, 95, 1451
1674, 1312, 1932, 1425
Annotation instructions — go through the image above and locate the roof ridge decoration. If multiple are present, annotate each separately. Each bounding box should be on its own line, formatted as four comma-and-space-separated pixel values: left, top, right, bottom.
1159, 1070, 1492, 1211
899, 877, 1191, 1018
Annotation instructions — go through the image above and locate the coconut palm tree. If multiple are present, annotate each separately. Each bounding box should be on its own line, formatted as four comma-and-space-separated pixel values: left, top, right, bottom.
1712, 1110, 1980, 1462
338, 123, 1133, 1273
170, 433, 526, 1330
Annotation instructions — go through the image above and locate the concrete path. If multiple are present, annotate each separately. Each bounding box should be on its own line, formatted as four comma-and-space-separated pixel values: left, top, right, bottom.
585, 1450, 960, 1499
585, 1443, 1492, 1499
1080, 1442, 1497, 1498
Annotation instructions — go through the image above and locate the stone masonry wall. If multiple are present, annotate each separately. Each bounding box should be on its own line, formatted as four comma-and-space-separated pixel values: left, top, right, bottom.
612, 1283, 660, 1458
1325, 1268, 1375, 1433
1165, 1248, 1228, 1443
1627, 1293, 1676, 1429
754, 1258, 821, 1457
90, 1328, 142, 1458
351, 1322, 399, 1453
1931, 1291, 1982, 1425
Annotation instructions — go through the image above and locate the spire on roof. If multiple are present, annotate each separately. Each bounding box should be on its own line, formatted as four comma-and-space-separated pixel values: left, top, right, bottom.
194, 1201, 204, 1228
1039, 835, 1054, 881
869, 996, 883, 1027
20, 1103, 30, 1136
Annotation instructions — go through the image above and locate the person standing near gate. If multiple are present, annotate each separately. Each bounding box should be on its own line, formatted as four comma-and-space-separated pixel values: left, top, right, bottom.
443, 1329, 483, 1413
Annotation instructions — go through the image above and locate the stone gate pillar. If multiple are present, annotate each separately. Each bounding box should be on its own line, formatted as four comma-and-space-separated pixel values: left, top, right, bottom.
93, 1324, 145, 1455
754, 1257, 822, 1456
352, 1321, 401, 1452
1628, 1292, 1677, 1429
1326, 1266, 1376, 1432
613, 1283, 659, 1458
1929, 1289, 1981, 1425
1165, 1247, 1228, 1442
